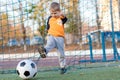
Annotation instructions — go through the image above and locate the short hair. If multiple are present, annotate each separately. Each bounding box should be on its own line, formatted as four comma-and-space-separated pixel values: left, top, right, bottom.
50, 2, 60, 11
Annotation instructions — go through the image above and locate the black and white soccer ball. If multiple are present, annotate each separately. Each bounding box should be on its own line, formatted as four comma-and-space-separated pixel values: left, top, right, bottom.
16, 59, 37, 79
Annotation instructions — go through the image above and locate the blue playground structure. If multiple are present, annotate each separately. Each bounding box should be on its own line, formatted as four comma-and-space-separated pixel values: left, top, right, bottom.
80, 31, 120, 63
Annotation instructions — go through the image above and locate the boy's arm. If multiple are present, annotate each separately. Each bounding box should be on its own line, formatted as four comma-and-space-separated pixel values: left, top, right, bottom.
61, 17, 67, 24
46, 16, 52, 31
59, 12, 68, 24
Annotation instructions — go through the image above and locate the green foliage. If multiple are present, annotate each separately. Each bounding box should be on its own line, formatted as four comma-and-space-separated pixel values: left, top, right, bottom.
60, 1, 80, 35
65, 13, 78, 34
37, 25, 46, 37
24, 5, 36, 13
24, 1, 50, 37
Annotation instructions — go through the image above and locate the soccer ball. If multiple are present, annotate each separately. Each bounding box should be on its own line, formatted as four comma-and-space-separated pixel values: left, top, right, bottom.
16, 59, 37, 79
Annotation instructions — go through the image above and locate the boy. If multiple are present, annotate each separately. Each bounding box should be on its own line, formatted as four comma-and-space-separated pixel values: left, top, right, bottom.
38, 2, 67, 74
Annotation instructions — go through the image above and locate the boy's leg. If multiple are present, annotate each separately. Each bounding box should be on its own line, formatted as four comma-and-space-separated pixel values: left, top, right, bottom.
38, 35, 55, 58
55, 37, 67, 74
44, 36, 56, 53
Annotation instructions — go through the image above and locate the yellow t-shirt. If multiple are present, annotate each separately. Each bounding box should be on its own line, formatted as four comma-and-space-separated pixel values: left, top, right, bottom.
48, 17, 64, 37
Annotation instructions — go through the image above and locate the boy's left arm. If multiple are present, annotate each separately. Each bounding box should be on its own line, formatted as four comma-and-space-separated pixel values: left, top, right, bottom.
59, 11, 67, 24
61, 17, 67, 24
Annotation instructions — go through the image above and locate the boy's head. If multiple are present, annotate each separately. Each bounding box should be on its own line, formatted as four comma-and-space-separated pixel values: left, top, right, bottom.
50, 2, 61, 18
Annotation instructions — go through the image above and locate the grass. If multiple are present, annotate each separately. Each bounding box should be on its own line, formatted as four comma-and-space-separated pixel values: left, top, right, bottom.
1, 66, 120, 80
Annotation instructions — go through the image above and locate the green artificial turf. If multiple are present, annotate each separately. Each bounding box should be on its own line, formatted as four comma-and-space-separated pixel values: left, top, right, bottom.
1, 66, 120, 80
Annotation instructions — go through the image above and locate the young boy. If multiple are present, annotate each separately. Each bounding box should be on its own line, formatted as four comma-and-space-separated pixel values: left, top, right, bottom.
38, 2, 67, 74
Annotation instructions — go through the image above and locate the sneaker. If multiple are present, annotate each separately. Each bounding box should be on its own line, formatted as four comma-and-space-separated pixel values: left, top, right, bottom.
38, 46, 46, 58
60, 68, 67, 74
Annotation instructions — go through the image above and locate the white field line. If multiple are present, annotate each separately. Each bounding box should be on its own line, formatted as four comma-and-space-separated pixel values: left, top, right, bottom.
0, 48, 120, 60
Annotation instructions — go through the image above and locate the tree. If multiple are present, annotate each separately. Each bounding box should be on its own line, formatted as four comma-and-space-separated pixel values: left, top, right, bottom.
119, 0, 120, 19
0, 13, 9, 45
94, 0, 102, 46
25, 0, 51, 37
18, 0, 27, 50
24, 0, 52, 44
59, 0, 81, 44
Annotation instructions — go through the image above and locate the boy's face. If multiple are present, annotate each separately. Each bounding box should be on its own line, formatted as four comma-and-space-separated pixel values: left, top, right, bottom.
50, 10, 60, 18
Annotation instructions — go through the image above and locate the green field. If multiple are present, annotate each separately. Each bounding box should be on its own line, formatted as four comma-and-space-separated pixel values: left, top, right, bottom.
1, 66, 120, 80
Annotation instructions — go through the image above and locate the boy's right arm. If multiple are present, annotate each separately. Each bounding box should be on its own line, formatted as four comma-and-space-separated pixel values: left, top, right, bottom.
46, 16, 52, 31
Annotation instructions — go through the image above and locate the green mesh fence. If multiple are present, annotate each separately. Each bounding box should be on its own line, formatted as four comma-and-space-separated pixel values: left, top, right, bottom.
0, 0, 120, 74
